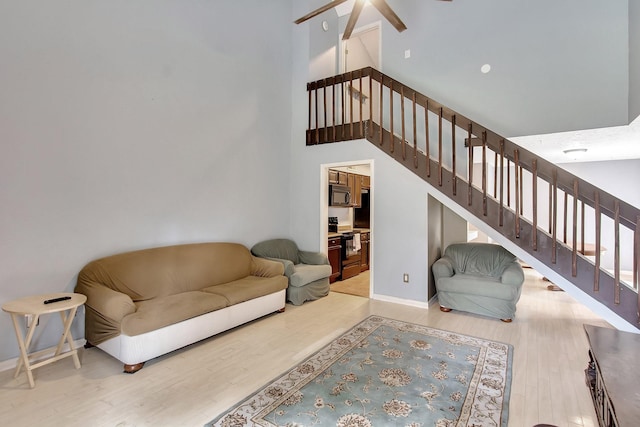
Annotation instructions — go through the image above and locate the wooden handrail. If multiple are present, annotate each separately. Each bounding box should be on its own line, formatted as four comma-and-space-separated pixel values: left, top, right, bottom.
306, 67, 640, 328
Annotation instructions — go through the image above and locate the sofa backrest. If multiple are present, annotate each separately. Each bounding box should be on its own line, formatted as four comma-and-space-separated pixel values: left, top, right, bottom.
77, 242, 252, 301
444, 243, 517, 278
251, 239, 300, 264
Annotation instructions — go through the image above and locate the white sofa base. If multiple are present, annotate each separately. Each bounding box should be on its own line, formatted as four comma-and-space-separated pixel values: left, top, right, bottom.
97, 289, 286, 366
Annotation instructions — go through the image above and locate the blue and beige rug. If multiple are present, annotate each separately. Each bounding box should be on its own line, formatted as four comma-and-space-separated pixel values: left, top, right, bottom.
206, 316, 512, 427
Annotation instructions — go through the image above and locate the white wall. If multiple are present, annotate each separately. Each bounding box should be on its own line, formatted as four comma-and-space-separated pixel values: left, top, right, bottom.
630, 0, 640, 121
0, 0, 293, 362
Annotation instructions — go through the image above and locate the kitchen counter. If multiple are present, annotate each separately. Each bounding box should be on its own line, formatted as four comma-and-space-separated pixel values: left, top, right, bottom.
328, 229, 369, 238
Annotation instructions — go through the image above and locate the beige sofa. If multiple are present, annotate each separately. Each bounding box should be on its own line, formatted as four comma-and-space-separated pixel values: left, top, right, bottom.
75, 242, 287, 373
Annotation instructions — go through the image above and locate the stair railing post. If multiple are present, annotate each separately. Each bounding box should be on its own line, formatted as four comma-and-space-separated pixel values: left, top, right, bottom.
323, 80, 327, 141
332, 79, 337, 140
401, 86, 406, 160
615, 200, 620, 304
563, 192, 568, 244
506, 159, 511, 207
425, 101, 430, 176
349, 71, 354, 138
595, 191, 601, 291
451, 114, 457, 195
379, 72, 383, 146
493, 152, 498, 198
552, 169, 558, 264
389, 80, 394, 153
359, 71, 364, 136
532, 159, 538, 251
467, 123, 473, 206
482, 131, 487, 216
340, 74, 347, 139
499, 139, 504, 227
413, 92, 418, 169
514, 149, 520, 237
369, 72, 373, 123
438, 107, 443, 186
572, 179, 578, 277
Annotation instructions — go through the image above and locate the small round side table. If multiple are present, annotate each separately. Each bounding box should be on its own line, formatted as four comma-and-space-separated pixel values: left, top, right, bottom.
2, 292, 86, 388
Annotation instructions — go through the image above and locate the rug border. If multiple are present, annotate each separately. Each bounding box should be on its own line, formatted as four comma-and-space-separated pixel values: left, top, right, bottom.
205, 315, 514, 427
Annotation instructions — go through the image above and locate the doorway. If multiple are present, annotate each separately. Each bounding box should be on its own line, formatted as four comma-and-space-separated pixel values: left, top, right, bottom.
340, 22, 381, 73
322, 160, 374, 298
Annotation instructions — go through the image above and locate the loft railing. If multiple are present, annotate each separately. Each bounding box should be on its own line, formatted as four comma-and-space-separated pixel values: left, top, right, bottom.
306, 66, 640, 328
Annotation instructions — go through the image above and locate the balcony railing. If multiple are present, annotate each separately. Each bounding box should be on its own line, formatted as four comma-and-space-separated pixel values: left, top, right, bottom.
306, 66, 640, 328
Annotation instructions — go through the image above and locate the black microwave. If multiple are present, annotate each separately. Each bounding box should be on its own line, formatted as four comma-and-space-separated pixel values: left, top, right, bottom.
329, 184, 351, 207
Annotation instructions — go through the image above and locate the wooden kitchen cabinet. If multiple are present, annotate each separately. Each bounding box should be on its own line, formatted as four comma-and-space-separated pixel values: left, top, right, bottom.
328, 236, 341, 283
360, 174, 370, 189
360, 232, 370, 272
348, 173, 362, 207
329, 169, 348, 186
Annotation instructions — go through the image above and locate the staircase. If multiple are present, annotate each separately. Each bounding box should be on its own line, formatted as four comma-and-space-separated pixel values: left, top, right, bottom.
306, 67, 640, 331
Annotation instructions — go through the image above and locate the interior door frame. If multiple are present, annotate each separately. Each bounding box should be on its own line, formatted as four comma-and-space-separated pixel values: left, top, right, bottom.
321, 159, 374, 298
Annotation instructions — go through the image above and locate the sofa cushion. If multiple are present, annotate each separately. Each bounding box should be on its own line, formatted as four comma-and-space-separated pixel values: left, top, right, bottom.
121, 291, 229, 336
289, 264, 332, 288
202, 276, 288, 305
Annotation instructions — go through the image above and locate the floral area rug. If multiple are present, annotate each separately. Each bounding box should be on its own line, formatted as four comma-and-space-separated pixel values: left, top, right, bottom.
206, 316, 513, 427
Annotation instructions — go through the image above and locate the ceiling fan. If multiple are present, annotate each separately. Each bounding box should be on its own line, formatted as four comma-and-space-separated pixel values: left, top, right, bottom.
295, 0, 452, 40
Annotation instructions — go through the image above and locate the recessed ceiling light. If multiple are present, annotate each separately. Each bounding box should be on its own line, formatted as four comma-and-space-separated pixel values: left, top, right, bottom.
562, 148, 588, 154
481, 64, 491, 74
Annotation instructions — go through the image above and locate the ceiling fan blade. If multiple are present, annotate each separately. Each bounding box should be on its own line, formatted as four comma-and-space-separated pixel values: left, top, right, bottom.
294, 0, 351, 24
342, 0, 366, 40
368, 0, 407, 33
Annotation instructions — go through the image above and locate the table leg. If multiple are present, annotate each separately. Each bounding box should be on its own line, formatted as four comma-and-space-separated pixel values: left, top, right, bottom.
9, 313, 37, 388
56, 307, 81, 369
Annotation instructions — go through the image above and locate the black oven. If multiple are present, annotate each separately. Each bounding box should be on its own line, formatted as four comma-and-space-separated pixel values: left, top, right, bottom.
340, 232, 361, 280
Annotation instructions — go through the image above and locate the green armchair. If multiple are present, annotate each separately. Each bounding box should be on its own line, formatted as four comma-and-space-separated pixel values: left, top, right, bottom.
432, 242, 524, 322
251, 239, 331, 305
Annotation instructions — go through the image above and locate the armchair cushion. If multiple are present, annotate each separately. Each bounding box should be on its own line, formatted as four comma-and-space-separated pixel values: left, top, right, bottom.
290, 264, 332, 288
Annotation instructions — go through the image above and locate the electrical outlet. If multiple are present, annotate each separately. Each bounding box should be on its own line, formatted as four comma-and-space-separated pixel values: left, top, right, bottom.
403, 273, 409, 283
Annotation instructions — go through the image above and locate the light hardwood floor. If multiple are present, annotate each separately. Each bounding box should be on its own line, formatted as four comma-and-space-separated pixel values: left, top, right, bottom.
0, 268, 610, 427
330, 270, 370, 297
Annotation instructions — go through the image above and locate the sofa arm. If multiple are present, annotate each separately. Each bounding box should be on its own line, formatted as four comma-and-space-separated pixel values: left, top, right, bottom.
251, 255, 285, 277
432, 256, 455, 279
258, 256, 295, 278
74, 280, 136, 345
299, 250, 329, 266
76, 281, 136, 323
500, 262, 525, 287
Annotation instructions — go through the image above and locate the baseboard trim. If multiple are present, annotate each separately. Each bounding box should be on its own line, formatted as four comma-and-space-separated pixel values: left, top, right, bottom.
370, 293, 430, 309
0, 339, 86, 373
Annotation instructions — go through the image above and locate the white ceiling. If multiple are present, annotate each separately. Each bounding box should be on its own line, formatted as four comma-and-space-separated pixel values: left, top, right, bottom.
334, 0, 358, 17
510, 115, 640, 164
